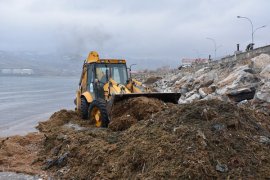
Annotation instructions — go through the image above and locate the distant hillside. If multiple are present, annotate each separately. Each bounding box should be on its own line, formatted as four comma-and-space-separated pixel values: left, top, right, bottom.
0, 50, 180, 76
0, 51, 82, 76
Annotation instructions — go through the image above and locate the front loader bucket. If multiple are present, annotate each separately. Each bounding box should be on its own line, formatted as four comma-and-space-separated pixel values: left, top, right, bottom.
112, 92, 181, 104
106, 92, 180, 117
107, 92, 181, 111
106, 92, 181, 121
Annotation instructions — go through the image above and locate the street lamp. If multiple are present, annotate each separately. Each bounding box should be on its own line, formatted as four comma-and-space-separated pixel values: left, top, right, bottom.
237, 16, 266, 45
253, 25, 267, 39
237, 16, 253, 44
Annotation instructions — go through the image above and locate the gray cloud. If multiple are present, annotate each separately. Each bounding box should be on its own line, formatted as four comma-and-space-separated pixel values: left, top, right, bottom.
0, 0, 269, 68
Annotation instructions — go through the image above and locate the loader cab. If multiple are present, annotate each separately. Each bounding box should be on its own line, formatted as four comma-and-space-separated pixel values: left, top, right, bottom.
95, 63, 128, 84
87, 62, 128, 100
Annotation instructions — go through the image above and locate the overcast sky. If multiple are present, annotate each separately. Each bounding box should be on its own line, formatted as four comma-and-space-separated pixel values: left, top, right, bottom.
0, 0, 269, 68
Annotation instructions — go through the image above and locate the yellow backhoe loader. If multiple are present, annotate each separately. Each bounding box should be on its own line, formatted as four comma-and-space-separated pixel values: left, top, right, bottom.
75, 51, 181, 127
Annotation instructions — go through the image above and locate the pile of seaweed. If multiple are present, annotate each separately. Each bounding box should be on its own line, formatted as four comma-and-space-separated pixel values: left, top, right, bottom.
37, 97, 270, 179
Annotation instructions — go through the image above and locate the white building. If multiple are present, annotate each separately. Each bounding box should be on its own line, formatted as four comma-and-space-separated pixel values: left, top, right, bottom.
1, 68, 34, 75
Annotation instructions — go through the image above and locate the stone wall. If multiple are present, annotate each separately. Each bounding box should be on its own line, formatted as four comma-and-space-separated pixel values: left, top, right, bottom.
220, 45, 270, 62
190, 45, 270, 70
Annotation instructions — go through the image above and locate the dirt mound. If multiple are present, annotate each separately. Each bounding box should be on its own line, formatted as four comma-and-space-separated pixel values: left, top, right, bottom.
0, 132, 46, 176
37, 109, 90, 133
109, 97, 164, 131
37, 98, 270, 179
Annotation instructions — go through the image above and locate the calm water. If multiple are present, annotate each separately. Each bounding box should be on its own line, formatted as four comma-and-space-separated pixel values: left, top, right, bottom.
0, 76, 78, 137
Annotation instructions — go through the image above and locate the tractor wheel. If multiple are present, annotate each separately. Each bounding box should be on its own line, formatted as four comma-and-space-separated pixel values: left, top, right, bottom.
88, 99, 109, 128
81, 97, 89, 119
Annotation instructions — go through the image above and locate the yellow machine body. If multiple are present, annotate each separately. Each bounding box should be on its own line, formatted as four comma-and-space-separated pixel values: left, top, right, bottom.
76, 51, 144, 114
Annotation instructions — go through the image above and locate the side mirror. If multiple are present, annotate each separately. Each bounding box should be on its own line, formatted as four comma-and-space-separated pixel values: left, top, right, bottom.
106, 69, 109, 80
127, 68, 131, 79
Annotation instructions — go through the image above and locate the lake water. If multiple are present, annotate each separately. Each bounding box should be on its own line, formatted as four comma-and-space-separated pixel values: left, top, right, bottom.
0, 76, 78, 137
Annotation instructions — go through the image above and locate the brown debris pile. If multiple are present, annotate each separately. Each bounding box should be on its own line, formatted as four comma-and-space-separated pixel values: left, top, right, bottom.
36, 97, 270, 179
0, 132, 46, 176
109, 97, 163, 131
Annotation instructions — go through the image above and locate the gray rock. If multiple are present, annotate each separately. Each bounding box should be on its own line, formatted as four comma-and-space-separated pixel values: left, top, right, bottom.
185, 93, 201, 103
56, 133, 68, 140
180, 87, 188, 95
216, 65, 259, 97
178, 98, 187, 104
237, 99, 248, 106
211, 124, 225, 132
251, 53, 270, 72
227, 87, 256, 102
198, 87, 213, 98
216, 162, 228, 173
64, 122, 87, 131
44, 159, 56, 170
57, 152, 69, 166
218, 65, 253, 83
44, 152, 69, 170
195, 67, 209, 77
185, 89, 197, 99
260, 64, 270, 79
259, 136, 270, 145
203, 94, 218, 100
255, 81, 270, 103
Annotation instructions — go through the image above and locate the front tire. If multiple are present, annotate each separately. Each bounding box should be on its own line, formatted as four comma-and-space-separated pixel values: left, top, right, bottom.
88, 99, 109, 128
81, 97, 89, 119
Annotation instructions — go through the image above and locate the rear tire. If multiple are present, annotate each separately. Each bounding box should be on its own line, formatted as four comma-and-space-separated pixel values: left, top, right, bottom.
88, 99, 109, 128
81, 97, 89, 119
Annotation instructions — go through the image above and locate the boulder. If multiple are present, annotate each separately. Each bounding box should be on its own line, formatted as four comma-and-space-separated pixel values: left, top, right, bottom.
194, 67, 210, 77
175, 75, 194, 86
195, 71, 217, 88
250, 53, 270, 72
200, 79, 214, 88
203, 94, 222, 101
185, 93, 201, 103
180, 87, 188, 95
254, 81, 270, 103
260, 64, 270, 79
216, 65, 260, 96
178, 98, 187, 104
174, 80, 181, 86
185, 89, 197, 99
209, 84, 217, 92
217, 65, 250, 87
227, 87, 256, 102
198, 87, 213, 98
